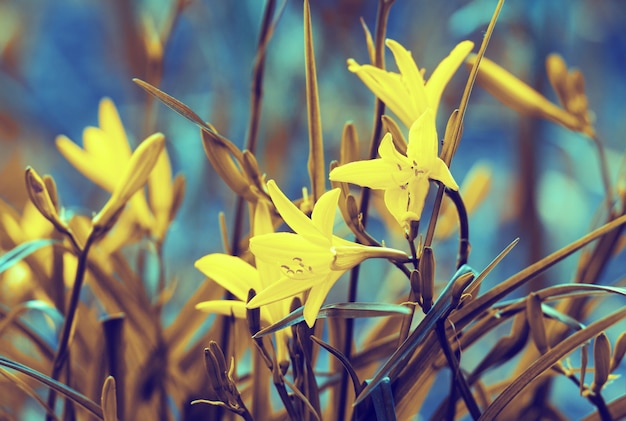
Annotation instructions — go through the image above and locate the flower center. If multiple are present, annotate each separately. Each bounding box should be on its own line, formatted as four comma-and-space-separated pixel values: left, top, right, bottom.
280, 257, 315, 280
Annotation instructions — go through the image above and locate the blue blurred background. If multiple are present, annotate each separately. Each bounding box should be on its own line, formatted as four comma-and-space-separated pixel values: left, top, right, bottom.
0, 0, 625, 418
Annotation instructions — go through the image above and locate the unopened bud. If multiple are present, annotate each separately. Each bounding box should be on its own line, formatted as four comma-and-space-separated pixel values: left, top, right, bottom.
25, 167, 68, 233
591, 332, 611, 394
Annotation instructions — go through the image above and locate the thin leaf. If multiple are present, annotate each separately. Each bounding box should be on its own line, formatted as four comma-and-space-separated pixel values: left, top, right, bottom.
0, 356, 103, 420
310, 335, 362, 396
304, 0, 325, 202
0, 239, 58, 274
453, 214, 626, 329
0, 368, 59, 420
355, 267, 475, 406
253, 302, 410, 338
479, 306, 626, 419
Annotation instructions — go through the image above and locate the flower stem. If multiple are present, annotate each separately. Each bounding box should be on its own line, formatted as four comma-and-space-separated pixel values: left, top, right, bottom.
338, 1, 395, 419
46, 232, 95, 421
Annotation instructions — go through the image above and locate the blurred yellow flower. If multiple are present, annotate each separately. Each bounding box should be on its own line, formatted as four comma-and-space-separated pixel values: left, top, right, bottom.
330, 110, 458, 228
348, 39, 474, 127
246, 180, 408, 327
195, 200, 294, 365
56, 98, 176, 240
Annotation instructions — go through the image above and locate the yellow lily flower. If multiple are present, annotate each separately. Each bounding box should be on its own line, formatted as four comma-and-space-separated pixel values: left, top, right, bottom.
348, 39, 474, 127
329, 109, 458, 228
246, 180, 408, 327
56, 98, 176, 240
195, 200, 294, 364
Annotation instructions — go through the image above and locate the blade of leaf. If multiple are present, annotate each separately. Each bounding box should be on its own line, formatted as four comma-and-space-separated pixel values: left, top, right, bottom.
304, 0, 325, 202
253, 302, 411, 338
355, 267, 475, 406
0, 356, 103, 419
0, 239, 58, 274
0, 368, 59, 420
480, 306, 626, 420
453, 214, 626, 329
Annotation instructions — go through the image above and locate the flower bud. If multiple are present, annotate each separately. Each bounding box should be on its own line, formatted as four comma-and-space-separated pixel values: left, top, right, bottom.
591, 332, 611, 394
24, 167, 68, 233
93, 133, 165, 235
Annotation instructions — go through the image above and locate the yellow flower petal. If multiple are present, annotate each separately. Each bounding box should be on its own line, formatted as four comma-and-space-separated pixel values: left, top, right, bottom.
386, 39, 428, 117
348, 59, 414, 127
93, 133, 164, 230
250, 232, 334, 282
426, 40, 474, 116
267, 180, 327, 244
56, 135, 111, 190
195, 300, 249, 320
310, 188, 340, 239
246, 275, 316, 309
195, 254, 262, 301
429, 158, 459, 191
303, 277, 338, 327
98, 97, 132, 158
407, 109, 439, 167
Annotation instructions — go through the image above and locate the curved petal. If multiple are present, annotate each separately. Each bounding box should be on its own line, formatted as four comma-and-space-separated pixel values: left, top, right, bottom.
383, 187, 409, 225
407, 109, 439, 166
386, 39, 428, 117
426, 41, 474, 117
195, 300, 248, 319
253, 200, 274, 237
247, 275, 317, 308
303, 273, 342, 327
56, 135, 112, 191
250, 233, 333, 281
99, 98, 132, 158
348, 59, 414, 127
194, 254, 262, 301
148, 148, 173, 238
311, 188, 340, 239
429, 158, 459, 190
266, 180, 327, 243
329, 159, 401, 190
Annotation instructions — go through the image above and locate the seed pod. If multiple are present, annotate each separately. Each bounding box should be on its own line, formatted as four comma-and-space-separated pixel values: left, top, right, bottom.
591, 332, 611, 395
419, 247, 435, 313
610, 332, 626, 373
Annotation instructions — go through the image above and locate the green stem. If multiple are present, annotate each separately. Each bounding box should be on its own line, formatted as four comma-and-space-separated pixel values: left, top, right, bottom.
338, 1, 395, 419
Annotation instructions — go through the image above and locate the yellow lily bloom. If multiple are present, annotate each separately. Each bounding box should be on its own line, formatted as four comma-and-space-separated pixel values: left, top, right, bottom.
195, 200, 294, 365
246, 180, 408, 327
56, 98, 175, 239
348, 39, 474, 127
330, 109, 458, 228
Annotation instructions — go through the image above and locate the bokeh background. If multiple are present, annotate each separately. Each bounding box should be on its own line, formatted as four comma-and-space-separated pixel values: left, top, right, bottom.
1, 0, 625, 418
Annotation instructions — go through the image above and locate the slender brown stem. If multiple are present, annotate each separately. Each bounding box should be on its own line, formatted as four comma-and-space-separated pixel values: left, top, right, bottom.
46, 233, 95, 421
338, 2, 395, 419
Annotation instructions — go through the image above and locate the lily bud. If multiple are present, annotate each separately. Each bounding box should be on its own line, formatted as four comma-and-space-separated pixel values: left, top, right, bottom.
340, 122, 359, 165
24, 167, 68, 233
419, 247, 435, 313
381, 115, 407, 156
591, 332, 611, 394
610, 332, 626, 373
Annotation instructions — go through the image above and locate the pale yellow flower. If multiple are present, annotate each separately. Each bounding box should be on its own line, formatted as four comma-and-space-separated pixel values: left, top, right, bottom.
329, 110, 458, 228
246, 180, 408, 327
56, 98, 176, 239
195, 200, 293, 364
348, 39, 474, 127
